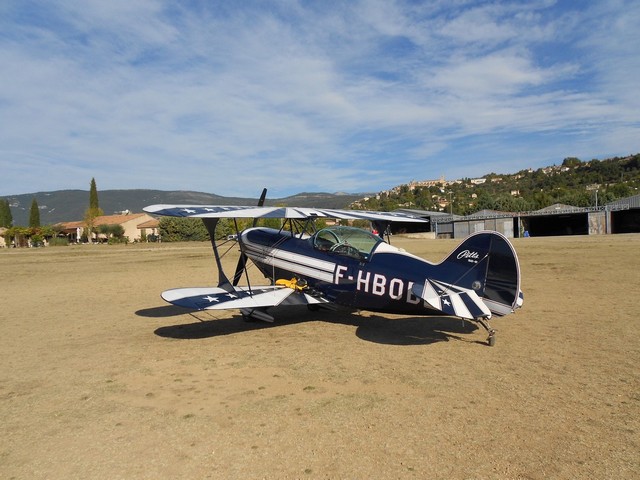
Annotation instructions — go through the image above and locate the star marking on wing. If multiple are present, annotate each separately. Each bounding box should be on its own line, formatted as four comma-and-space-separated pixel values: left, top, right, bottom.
204, 295, 219, 303
182, 208, 196, 214
443, 298, 451, 307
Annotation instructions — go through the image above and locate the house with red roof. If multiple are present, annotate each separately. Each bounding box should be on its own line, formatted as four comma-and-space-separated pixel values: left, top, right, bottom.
57, 212, 159, 243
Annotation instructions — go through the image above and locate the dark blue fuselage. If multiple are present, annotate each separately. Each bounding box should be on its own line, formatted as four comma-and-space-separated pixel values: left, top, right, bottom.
241, 227, 445, 315
241, 226, 522, 318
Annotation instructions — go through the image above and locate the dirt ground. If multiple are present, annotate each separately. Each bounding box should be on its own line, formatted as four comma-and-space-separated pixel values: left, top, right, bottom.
1, 234, 639, 479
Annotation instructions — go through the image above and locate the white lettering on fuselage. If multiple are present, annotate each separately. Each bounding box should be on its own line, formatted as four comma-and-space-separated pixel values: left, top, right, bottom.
389, 278, 403, 300
334, 267, 424, 305
372, 274, 386, 296
357, 270, 370, 292
456, 249, 480, 263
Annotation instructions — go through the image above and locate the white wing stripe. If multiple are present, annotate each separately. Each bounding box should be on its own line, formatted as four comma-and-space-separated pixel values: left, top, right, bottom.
144, 204, 427, 223
160, 286, 329, 311
204, 288, 294, 310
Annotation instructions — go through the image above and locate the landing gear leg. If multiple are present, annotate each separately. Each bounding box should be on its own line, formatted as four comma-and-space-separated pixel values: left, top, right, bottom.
477, 317, 496, 346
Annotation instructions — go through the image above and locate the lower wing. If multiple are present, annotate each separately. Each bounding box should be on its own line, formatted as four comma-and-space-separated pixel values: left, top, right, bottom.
161, 286, 331, 311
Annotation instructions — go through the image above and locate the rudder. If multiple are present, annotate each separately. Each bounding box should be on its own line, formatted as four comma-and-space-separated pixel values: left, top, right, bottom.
436, 231, 522, 316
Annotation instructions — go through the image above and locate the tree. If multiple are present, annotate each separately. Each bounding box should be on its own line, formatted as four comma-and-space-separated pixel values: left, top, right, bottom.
98, 224, 111, 242
89, 177, 100, 211
109, 224, 125, 239
0, 199, 12, 227
98, 224, 126, 244
5, 226, 31, 247
159, 217, 210, 242
84, 178, 104, 243
29, 198, 41, 228
562, 157, 582, 167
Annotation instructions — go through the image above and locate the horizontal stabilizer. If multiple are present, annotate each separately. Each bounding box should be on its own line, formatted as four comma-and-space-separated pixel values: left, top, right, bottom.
412, 279, 491, 320
161, 286, 330, 311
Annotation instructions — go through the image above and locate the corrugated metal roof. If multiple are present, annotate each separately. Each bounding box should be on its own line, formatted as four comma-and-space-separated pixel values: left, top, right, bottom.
466, 209, 513, 219
394, 208, 450, 218
607, 194, 640, 209
535, 203, 585, 213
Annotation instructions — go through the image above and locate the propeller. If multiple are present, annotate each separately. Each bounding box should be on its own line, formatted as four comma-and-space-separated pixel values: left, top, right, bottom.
232, 188, 267, 286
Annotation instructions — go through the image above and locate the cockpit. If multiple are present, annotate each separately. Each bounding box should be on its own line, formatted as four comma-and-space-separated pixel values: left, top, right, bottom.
312, 226, 383, 261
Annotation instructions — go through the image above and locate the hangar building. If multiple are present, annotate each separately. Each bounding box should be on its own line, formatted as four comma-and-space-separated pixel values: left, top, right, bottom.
394, 194, 640, 239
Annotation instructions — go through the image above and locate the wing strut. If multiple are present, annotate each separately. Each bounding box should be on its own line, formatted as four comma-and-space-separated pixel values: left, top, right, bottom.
201, 218, 235, 293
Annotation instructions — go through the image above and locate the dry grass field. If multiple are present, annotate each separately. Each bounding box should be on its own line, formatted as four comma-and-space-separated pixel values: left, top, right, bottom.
1, 234, 639, 479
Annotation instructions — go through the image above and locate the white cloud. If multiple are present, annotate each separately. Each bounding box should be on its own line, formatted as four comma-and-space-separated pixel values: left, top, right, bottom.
0, 0, 638, 197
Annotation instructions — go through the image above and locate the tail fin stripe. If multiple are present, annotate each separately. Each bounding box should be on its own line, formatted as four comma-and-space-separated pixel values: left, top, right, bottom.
420, 280, 442, 311
449, 292, 473, 319
414, 279, 492, 320
459, 292, 490, 319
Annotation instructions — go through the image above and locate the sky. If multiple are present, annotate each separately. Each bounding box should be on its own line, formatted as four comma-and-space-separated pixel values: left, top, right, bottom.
1, 0, 639, 198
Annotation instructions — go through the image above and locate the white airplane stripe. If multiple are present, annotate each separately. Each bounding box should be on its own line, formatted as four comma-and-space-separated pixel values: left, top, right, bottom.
242, 246, 315, 271
483, 298, 515, 316
413, 280, 492, 320
243, 245, 336, 282
516, 291, 524, 308
433, 280, 492, 319
270, 249, 335, 273
431, 277, 517, 316
449, 293, 473, 319
458, 291, 492, 319
255, 254, 335, 283
241, 242, 328, 267
420, 281, 441, 311
243, 248, 335, 282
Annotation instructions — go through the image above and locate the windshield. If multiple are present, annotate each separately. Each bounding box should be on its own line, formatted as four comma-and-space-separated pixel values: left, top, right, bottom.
312, 226, 382, 260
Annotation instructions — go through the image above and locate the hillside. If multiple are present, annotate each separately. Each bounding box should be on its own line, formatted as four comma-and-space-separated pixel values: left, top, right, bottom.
2, 190, 369, 226
3, 153, 639, 226
354, 154, 640, 214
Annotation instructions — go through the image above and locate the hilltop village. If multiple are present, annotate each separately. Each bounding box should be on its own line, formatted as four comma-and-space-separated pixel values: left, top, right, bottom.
353, 154, 640, 215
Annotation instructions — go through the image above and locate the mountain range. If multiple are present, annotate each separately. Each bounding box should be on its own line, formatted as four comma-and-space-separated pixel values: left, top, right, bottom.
3, 189, 369, 226
5, 153, 639, 226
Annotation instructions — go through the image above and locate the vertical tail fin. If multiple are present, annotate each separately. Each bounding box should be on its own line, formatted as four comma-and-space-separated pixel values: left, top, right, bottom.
436, 231, 522, 317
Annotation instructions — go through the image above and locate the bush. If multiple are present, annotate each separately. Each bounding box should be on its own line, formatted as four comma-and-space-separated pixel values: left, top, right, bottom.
159, 217, 210, 242
108, 235, 129, 245
49, 237, 69, 247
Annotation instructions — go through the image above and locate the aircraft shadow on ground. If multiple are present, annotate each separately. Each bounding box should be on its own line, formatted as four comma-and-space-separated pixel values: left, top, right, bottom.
137, 305, 482, 346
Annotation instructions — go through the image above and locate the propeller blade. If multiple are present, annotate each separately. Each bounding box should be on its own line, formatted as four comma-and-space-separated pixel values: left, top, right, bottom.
232, 253, 247, 286
233, 188, 267, 286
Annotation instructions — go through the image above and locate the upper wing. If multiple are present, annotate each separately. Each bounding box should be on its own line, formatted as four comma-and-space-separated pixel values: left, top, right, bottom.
144, 204, 427, 223
161, 286, 331, 311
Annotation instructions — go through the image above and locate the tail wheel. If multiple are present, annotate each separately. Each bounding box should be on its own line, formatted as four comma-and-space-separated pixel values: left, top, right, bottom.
477, 317, 496, 347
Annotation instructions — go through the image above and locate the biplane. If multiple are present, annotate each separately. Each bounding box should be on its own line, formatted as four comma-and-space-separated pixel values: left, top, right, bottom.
144, 190, 523, 346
